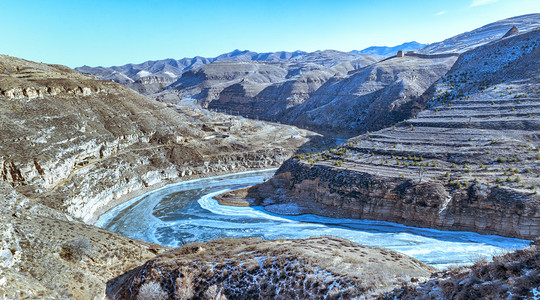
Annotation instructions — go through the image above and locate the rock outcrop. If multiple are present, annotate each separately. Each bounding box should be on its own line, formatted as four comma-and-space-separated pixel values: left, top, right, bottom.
502, 25, 520, 39
220, 28, 540, 239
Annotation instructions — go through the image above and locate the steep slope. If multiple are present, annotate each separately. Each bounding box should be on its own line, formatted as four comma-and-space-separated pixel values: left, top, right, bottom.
421, 13, 540, 54
164, 52, 456, 138
284, 53, 458, 137
0, 181, 164, 299
352, 41, 426, 56
108, 237, 434, 299
219, 29, 540, 239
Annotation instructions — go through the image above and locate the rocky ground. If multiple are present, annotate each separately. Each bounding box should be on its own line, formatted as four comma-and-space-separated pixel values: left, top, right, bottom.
219, 28, 540, 239
107, 237, 434, 300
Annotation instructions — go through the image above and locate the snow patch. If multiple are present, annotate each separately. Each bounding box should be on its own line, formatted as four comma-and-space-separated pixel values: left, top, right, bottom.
136, 70, 151, 78
264, 203, 304, 215
163, 71, 176, 78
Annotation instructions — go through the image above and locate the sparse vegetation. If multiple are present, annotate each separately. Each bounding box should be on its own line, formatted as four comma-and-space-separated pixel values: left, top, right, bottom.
60, 237, 92, 262
137, 282, 168, 300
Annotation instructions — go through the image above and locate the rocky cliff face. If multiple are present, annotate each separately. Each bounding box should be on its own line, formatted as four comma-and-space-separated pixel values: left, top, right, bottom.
220, 29, 540, 239
237, 160, 539, 239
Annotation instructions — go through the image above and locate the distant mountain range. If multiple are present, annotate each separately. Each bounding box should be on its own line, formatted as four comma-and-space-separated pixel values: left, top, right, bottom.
76, 13, 540, 137
351, 41, 426, 56
76, 49, 377, 95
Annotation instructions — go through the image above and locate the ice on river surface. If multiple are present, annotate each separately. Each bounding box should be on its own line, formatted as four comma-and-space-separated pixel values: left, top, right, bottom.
95, 169, 529, 269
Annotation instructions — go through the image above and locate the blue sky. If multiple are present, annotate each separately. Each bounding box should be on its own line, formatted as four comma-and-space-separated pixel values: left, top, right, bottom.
1, 0, 538, 67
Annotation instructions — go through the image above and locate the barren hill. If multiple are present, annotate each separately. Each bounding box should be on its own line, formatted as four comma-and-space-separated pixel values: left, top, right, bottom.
162, 53, 456, 137
220, 28, 540, 239
283, 53, 458, 137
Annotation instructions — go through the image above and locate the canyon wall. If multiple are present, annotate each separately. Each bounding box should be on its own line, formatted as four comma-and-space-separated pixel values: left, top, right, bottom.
247, 160, 539, 239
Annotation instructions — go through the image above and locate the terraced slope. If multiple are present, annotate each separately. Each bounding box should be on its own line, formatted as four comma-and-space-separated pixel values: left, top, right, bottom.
220, 29, 540, 239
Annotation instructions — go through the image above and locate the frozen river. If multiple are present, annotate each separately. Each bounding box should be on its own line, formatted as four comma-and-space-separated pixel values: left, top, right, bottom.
95, 169, 529, 269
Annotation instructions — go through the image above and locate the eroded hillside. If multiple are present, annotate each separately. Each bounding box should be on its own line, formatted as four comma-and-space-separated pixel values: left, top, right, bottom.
284, 53, 458, 136
0, 54, 326, 223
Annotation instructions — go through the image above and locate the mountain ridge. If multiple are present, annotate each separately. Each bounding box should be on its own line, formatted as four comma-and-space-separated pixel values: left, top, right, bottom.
351, 41, 426, 56
421, 13, 540, 54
